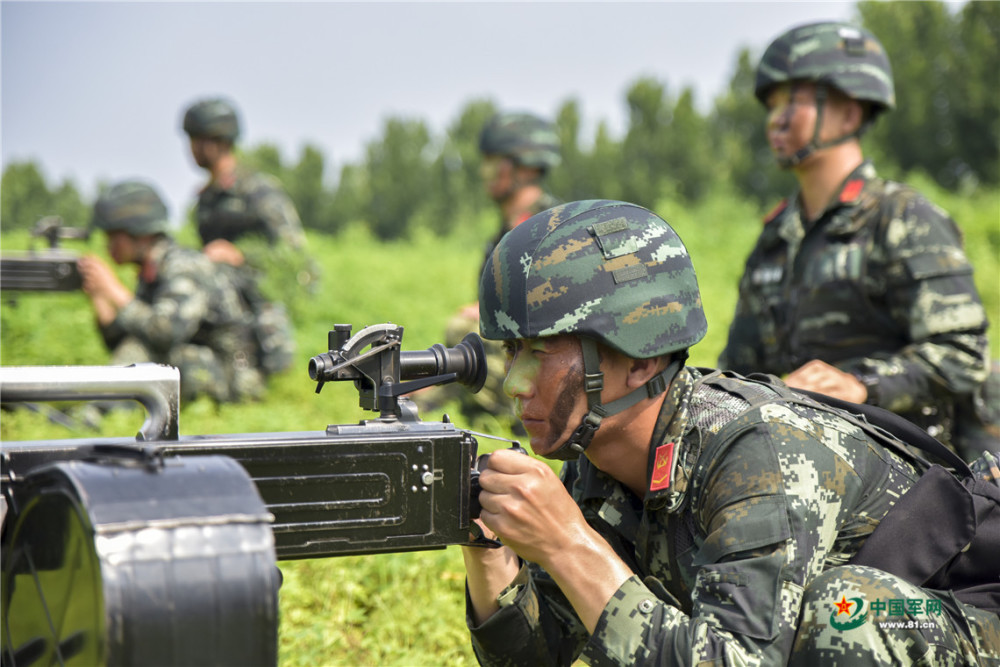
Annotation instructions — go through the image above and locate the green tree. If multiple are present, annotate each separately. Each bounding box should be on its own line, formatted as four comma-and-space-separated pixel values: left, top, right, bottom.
364, 117, 432, 240
859, 0, 998, 188
709, 48, 795, 207
415, 99, 497, 238
549, 98, 622, 203
1, 161, 90, 232
661, 87, 713, 203
621, 77, 674, 209
286, 144, 332, 233
951, 0, 999, 186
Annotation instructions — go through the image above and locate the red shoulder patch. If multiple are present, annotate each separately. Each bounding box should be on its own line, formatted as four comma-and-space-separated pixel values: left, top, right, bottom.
649, 442, 675, 492
839, 179, 865, 203
763, 199, 788, 225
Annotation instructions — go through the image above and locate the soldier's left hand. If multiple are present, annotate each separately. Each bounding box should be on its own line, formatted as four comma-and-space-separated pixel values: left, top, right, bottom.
785, 359, 868, 404
476, 448, 591, 566
78, 255, 124, 298
203, 239, 245, 266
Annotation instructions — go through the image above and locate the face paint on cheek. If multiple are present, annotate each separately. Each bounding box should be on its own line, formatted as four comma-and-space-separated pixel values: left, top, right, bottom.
503, 351, 540, 398
544, 355, 585, 450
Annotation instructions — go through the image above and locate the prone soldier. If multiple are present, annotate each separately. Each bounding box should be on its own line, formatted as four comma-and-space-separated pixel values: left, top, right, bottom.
78, 180, 265, 403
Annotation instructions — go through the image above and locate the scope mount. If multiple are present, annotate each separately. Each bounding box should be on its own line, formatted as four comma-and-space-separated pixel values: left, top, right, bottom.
309, 323, 486, 421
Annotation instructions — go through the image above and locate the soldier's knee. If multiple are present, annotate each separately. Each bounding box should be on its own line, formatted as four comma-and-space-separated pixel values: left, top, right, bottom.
793, 566, 983, 666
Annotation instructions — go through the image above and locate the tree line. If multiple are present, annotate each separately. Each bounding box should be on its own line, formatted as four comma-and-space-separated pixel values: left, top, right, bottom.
2, 1, 996, 240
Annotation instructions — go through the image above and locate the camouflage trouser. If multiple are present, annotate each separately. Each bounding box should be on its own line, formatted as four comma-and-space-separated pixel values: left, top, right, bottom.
112, 336, 264, 403
791, 565, 1000, 666
412, 308, 520, 432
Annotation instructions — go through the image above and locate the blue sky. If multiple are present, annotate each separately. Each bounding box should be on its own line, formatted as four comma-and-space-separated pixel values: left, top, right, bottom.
2, 1, 874, 221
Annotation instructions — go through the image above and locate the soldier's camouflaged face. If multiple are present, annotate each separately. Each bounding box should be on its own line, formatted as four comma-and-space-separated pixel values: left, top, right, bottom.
479, 199, 707, 359
756, 21, 895, 112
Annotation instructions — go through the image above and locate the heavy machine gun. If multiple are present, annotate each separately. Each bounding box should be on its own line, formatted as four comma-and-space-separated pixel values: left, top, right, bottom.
0, 217, 91, 292
1, 323, 521, 666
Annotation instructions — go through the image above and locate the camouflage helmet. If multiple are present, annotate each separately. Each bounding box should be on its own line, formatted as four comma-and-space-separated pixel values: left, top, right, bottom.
91, 180, 171, 236
755, 21, 895, 114
479, 199, 707, 359
182, 97, 241, 142
478, 112, 561, 171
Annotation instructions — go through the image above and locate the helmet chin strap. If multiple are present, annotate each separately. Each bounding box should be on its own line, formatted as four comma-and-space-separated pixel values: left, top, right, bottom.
777, 85, 866, 169
541, 339, 686, 462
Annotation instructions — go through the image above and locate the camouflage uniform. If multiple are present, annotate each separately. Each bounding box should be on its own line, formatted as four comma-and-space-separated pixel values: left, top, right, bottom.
195, 168, 316, 288
719, 161, 989, 449
101, 237, 262, 402
467, 367, 1000, 665
469, 199, 999, 665
184, 97, 317, 318
720, 21, 990, 454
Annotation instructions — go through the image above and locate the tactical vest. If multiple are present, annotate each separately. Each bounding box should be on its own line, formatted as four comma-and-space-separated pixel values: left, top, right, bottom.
196, 186, 271, 245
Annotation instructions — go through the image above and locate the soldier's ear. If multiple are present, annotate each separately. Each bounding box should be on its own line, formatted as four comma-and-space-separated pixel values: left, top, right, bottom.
843, 98, 867, 136
625, 355, 667, 389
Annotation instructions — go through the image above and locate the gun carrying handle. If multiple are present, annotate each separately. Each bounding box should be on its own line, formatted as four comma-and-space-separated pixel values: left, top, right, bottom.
0, 363, 180, 440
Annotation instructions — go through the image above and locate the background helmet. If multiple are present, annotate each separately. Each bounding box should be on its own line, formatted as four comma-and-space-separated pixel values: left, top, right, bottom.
91, 180, 171, 236
478, 112, 562, 171
182, 97, 241, 142
479, 199, 707, 359
755, 21, 895, 117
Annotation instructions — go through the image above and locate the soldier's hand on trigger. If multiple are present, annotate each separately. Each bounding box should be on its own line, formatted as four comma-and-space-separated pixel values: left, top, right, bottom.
476, 448, 590, 566
785, 359, 868, 404
78, 255, 122, 298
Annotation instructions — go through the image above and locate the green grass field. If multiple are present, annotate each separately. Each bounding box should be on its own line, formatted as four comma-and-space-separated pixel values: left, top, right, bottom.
2, 183, 997, 665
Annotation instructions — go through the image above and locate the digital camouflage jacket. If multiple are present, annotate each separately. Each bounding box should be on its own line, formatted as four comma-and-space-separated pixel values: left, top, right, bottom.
467, 367, 1000, 665
195, 167, 318, 302
718, 161, 988, 445
100, 238, 260, 400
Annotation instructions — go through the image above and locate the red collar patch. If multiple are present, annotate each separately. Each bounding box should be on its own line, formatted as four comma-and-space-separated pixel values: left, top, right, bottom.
649, 442, 675, 492
839, 179, 865, 203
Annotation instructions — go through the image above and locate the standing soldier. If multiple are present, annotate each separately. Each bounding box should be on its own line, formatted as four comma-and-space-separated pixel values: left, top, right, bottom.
718, 21, 992, 459
420, 111, 562, 430
182, 96, 317, 374
78, 180, 263, 403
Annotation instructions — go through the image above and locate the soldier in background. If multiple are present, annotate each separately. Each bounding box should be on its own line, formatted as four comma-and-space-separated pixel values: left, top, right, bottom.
418, 112, 562, 430
463, 199, 1000, 666
78, 180, 264, 403
718, 22, 992, 459
477, 111, 563, 269
182, 97, 317, 374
